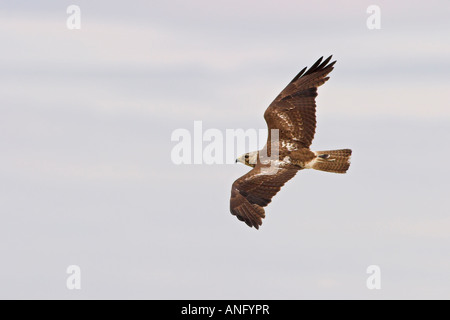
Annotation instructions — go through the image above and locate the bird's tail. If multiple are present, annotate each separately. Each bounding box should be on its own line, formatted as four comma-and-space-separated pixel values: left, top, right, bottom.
310, 149, 352, 174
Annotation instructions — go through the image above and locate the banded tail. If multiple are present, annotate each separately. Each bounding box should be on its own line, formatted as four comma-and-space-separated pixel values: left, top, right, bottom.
309, 149, 352, 173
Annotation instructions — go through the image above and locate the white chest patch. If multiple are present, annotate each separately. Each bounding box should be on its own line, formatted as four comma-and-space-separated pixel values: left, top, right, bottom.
258, 165, 282, 176
282, 156, 292, 164
281, 141, 296, 151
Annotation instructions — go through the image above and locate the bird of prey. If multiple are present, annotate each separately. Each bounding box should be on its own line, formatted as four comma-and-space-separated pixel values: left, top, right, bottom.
230, 56, 351, 229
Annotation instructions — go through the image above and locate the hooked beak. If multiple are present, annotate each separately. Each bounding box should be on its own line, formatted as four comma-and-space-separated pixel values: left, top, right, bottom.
235, 159, 238, 163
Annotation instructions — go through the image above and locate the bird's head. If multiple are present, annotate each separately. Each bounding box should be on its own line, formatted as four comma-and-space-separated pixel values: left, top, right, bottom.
236, 151, 258, 168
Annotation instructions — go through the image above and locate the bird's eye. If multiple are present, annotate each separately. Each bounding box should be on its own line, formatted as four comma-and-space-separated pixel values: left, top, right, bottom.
245, 155, 249, 159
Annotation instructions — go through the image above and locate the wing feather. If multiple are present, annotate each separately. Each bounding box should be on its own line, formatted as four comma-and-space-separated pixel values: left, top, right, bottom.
230, 165, 298, 229
264, 56, 335, 149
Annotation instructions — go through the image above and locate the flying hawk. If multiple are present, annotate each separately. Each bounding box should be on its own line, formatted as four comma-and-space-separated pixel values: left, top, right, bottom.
230, 56, 351, 229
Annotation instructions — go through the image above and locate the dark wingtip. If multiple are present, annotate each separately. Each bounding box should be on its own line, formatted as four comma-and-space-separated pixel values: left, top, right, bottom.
290, 66, 307, 83
301, 55, 335, 77
291, 55, 336, 84
319, 55, 332, 68
308, 56, 324, 72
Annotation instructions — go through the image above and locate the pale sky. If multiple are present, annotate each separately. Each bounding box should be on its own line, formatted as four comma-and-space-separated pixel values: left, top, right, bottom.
0, 0, 449, 299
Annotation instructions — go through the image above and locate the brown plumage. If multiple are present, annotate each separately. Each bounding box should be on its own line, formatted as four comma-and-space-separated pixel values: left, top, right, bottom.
230, 56, 352, 229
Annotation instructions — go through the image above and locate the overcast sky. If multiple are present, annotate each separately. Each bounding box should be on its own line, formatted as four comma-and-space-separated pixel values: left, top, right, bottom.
0, 0, 449, 299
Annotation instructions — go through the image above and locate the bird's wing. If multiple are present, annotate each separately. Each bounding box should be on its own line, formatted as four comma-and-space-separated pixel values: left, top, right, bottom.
264, 56, 336, 149
230, 165, 298, 229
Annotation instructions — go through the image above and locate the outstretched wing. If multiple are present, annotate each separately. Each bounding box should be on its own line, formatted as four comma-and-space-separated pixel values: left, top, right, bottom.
264, 56, 336, 149
230, 165, 298, 229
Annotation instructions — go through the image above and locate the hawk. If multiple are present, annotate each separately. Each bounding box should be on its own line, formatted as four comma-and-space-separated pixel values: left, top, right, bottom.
230, 56, 352, 229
